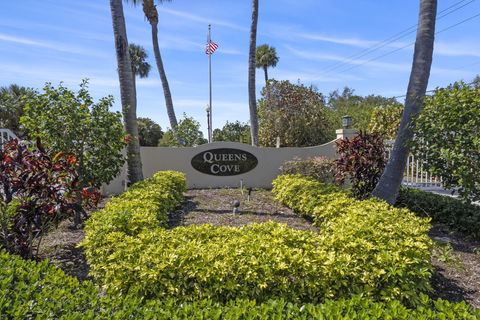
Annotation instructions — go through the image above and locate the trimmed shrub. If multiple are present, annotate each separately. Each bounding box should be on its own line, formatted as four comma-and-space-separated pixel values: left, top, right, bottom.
2, 249, 479, 319
396, 188, 480, 239
272, 174, 433, 305
81, 171, 186, 283
93, 295, 480, 320
0, 250, 99, 319
280, 156, 335, 183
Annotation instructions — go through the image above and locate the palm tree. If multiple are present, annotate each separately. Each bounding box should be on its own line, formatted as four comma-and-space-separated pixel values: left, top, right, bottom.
129, 0, 179, 132
248, 0, 259, 146
255, 44, 279, 84
129, 43, 151, 79
110, 0, 144, 184
372, 0, 437, 204
0, 84, 35, 137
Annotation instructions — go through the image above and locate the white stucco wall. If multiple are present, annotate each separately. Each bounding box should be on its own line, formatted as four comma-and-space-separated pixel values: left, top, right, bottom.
103, 140, 339, 194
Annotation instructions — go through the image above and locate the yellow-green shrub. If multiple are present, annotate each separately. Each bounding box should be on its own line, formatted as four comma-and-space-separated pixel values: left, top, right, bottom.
272, 174, 433, 305
2, 248, 478, 319
83, 172, 432, 305
82, 171, 186, 282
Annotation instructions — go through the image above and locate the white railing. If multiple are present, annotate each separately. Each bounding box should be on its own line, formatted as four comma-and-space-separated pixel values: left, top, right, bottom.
385, 140, 442, 189
0, 129, 18, 146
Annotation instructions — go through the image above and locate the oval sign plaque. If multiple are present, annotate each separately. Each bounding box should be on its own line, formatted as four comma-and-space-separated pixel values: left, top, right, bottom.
191, 148, 258, 176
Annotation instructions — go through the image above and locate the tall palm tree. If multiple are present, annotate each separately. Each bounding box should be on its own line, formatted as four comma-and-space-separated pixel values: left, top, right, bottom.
255, 44, 279, 84
110, 0, 144, 184
129, 43, 151, 79
372, 0, 437, 204
129, 0, 178, 132
248, 0, 259, 146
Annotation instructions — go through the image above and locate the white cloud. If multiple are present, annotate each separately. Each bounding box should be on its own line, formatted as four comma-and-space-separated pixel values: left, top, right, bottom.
298, 32, 379, 48
285, 46, 412, 73
158, 8, 248, 32
435, 41, 480, 57
0, 33, 108, 58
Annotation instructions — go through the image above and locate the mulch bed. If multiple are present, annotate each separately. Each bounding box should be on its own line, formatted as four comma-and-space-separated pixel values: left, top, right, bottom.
37, 189, 480, 308
170, 188, 317, 232
429, 225, 480, 307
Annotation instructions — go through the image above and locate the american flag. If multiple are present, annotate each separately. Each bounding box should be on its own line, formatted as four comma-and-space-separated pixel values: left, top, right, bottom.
205, 40, 218, 55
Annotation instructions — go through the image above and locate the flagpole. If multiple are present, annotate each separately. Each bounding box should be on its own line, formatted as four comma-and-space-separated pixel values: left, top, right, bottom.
208, 24, 213, 143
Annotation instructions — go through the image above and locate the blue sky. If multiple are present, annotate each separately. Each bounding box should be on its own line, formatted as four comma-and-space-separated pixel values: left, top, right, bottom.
1, 0, 479, 134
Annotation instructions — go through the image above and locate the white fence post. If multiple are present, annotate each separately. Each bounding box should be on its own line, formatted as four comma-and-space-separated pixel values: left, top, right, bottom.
384, 139, 442, 189
0, 129, 18, 146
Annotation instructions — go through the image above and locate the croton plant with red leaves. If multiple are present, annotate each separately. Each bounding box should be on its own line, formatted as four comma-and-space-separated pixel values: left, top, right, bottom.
0, 138, 81, 259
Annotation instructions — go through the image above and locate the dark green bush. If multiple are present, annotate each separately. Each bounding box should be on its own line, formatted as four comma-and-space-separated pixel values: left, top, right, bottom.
280, 156, 335, 183
2, 250, 479, 319
272, 174, 433, 305
396, 188, 480, 239
0, 250, 99, 319
92, 295, 480, 320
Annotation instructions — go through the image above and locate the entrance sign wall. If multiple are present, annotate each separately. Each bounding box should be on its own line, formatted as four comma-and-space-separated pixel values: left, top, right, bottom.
103, 141, 337, 194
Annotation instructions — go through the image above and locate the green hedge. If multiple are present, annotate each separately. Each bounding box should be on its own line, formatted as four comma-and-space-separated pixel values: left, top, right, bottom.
82, 171, 186, 283
90, 295, 480, 320
272, 174, 433, 305
82, 172, 431, 305
1, 250, 479, 320
396, 188, 480, 239
0, 250, 99, 319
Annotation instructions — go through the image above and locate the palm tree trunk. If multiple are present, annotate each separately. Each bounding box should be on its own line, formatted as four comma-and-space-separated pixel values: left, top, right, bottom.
151, 22, 178, 130
110, 0, 144, 184
372, 0, 437, 204
263, 66, 268, 84
142, 0, 178, 133
248, 0, 259, 146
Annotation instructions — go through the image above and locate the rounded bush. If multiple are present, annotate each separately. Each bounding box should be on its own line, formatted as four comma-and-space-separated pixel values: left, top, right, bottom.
272, 175, 433, 305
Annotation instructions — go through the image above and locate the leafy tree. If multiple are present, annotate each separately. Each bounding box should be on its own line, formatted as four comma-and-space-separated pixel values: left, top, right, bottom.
368, 104, 404, 139
138, 117, 163, 146
258, 80, 336, 147
110, 0, 144, 184
327, 87, 401, 132
213, 121, 251, 144
255, 44, 279, 84
248, 0, 259, 146
159, 114, 207, 147
20, 81, 125, 224
373, 0, 437, 204
411, 81, 480, 202
128, 0, 179, 133
0, 85, 37, 138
